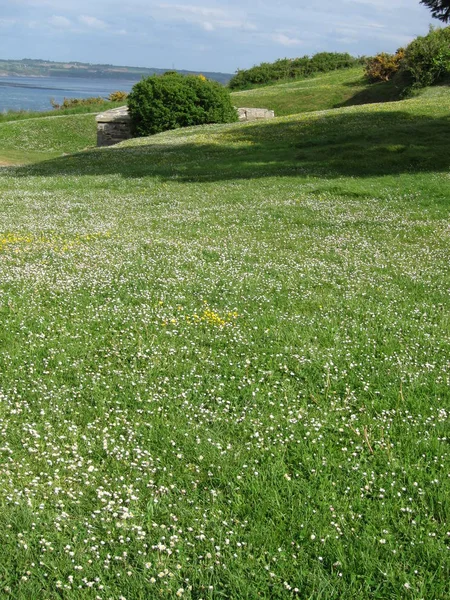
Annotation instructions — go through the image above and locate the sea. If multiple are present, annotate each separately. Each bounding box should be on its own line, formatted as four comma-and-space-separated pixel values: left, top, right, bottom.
0, 76, 139, 113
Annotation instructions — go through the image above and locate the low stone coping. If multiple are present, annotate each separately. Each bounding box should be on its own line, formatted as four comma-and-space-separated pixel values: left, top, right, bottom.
96, 106, 131, 124
237, 107, 275, 121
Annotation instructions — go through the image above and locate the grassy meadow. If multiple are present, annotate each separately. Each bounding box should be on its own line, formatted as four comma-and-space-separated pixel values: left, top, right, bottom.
0, 81, 449, 599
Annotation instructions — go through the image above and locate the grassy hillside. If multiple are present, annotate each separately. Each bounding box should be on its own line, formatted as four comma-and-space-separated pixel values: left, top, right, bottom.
0, 112, 97, 164
231, 66, 405, 116
0, 86, 449, 599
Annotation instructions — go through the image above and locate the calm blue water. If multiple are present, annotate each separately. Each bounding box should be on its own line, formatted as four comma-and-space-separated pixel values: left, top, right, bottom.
0, 76, 139, 112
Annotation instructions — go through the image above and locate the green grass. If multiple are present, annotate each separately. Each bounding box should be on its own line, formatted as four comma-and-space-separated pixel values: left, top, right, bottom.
0, 86, 449, 599
0, 101, 125, 164
231, 67, 406, 116
0, 113, 98, 164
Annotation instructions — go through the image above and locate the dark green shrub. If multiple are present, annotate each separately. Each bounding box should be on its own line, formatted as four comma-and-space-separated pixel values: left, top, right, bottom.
127, 72, 237, 136
365, 49, 405, 82
402, 26, 450, 88
309, 52, 356, 72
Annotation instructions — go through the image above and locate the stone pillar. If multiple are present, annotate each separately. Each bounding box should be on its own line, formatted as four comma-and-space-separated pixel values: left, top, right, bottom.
96, 106, 132, 147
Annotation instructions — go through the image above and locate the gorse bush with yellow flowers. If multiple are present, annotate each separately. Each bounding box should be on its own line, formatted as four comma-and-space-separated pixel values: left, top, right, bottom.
365, 49, 405, 82
108, 90, 129, 102
50, 96, 105, 110
127, 72, 238, 136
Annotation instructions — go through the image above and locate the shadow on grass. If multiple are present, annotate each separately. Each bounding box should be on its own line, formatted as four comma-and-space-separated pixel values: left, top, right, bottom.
335, 79, 406, 107
12, 109, 450, 182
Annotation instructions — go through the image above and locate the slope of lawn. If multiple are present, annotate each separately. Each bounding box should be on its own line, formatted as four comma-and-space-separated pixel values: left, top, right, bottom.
0, 112, 98, 164
231, 66, 405, 116
0, 86, 449, 599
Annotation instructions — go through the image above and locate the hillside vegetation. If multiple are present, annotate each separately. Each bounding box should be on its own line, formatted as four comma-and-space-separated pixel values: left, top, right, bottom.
0, 113, 97, 164
231, 66, 405, 116
228, 52, 360, 90
0, 67, 408, 165
0, 84, 449, 599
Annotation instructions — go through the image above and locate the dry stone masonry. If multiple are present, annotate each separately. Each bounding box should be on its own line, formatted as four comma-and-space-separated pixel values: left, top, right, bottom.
236, 107, 275, 122
96, 106, 275, 147
96, 107, 132, 147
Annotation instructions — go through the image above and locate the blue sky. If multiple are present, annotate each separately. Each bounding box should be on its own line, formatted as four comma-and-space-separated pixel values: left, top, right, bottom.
0, 0, 441, 74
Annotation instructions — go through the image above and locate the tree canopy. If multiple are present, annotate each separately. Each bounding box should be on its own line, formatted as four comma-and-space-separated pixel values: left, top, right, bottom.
421, 0, 450, 21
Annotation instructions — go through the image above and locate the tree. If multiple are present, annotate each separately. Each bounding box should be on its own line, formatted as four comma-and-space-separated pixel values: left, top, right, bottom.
421, 0, 450, 22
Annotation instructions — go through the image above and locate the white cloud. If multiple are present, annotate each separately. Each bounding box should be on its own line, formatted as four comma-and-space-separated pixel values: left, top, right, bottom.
0, 0, 441, 73
78, 15, 108, 29
157, 3, 257, 31
49, 15, 71, 28
0, 19, 17, 28
159, 4, 226, 18
336, 37, 358, 44
271, 33, 305, 47
214, 19, 256, 31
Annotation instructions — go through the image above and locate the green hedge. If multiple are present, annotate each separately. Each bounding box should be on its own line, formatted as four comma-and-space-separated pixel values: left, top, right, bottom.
403, 26, 450, 88
228, 52, 361, 90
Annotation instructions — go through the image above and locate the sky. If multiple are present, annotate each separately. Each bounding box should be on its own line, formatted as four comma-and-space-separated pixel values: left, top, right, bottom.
0, 0, 442, 74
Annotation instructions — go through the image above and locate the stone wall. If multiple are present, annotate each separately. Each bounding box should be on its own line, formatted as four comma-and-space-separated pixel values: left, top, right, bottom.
96, 106, 275, 147
237, 107, 275, 122
96, 106, 132, 147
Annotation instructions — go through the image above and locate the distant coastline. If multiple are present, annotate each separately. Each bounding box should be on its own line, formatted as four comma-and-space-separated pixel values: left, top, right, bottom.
0, 59, 233, 85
